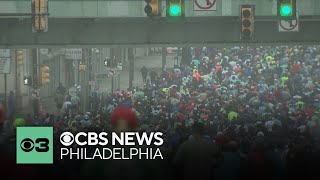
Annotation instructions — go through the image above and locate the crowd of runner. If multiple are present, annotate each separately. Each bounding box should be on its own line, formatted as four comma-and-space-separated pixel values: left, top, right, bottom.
1, 45, 320, 180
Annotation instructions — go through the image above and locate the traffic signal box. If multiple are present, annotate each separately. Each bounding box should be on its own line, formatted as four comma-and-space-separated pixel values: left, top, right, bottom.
240, 5, 255, 40
145, 0, 161, 17
16, 49, 24, 65
166, 0, 185, 18
32, 0, 48, 32
39, 66, 50, 85
277, 0, 296, 20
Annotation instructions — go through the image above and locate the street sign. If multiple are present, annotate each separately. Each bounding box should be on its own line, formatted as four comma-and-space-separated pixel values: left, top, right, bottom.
0, 58, 11, 74
117, 63, 123, 71
96, 73, 108, 81
0, 49, 10, 58
108, 68, 117, 77
65, 48, 82, 59
194, 0, 217, 11
31, 89, 40, 100
279, 12, 299, 32
69, 87, 78, 97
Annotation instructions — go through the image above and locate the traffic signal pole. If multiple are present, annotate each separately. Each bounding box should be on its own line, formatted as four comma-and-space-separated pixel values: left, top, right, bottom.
32, 49, 38, 89
32, 48, 39, 116
128, 48, 134, 89
3, 74, 7, 120
15, 50, 20, 110
111, 48, 114, 93
83, 49, 89, 112
162, 47, 167, 70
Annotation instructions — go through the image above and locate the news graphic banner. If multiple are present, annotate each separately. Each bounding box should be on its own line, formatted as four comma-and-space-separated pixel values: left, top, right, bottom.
16, 127, 53, 164
59, 132, 164, 160
16, 127, 164, 164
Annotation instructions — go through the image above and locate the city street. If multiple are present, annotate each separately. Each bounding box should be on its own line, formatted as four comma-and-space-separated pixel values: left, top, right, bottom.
1, 1, 320, 179
21, 54, 177, 115
119, 55, 176, 90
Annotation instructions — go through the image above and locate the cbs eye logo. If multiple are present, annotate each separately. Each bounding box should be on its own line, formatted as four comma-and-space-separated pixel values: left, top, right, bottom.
60, 132, 74, 146
20, 138, 50, 152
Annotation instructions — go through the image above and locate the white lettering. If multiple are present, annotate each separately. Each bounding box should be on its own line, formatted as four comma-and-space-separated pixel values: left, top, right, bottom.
60, 148, 69, 159
130, 148, 139, 159
153, 148, 163, 159
98, 132, 108, 146
139, 148, 149, 159
70, 148, 80, 159
84, 148, 92, 159
154, 132, 164, 146
113, 148, 121, 159
92, 148, 102, 159
75, 132, 87, 146
88, 132, 98, 145
136, 132, 153, 146
103, 148, 113, 159
125, 132, 135, 146
112, 132, 124, 145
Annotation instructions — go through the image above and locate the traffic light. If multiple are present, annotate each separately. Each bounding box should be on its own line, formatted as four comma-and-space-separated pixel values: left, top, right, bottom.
277, 0, 296, 20
144, 0, 161, 17
32, 0, 48, 32
39, 66, 49, 85
240, 5, 255, 40
166, 0, 185, 17
16, 49, 24, 65
79, 63, 86, 71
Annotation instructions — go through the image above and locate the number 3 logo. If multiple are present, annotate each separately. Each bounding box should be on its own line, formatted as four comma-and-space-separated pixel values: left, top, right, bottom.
35, 138, 49, 152
20, 138, 50, 152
